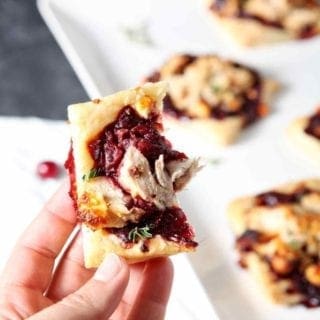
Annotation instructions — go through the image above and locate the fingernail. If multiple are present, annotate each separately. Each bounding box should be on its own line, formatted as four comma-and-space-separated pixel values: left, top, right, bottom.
94, 254, 122, 283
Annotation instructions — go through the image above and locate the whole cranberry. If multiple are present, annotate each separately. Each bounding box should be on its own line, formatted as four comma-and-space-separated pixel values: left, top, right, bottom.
36, 161, 60, 179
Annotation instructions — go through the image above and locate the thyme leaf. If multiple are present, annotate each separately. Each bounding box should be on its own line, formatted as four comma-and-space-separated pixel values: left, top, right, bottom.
206, 158, 221, 165
211, 84, 221, 93
82, 168, 103, 181
120, 22, 154, 47
287, 240, 301, 251
128, 225, 153, 243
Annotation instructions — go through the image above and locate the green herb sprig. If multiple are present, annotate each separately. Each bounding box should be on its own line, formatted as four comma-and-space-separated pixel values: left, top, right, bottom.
287, 240, 301, 251
120, 22, 154, 47
128, 225, 153, 243
206, 158, 221, 166
211, 84, 221, 94
82, 168, 103, 181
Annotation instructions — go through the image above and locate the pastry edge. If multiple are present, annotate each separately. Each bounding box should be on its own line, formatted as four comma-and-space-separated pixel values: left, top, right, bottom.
286, 117, 320, 166
227, 179, 320, 235
164, 78, 278, 146
82, 225, 195, 268
243, 252, 302, 305
68, 81, 168, 197
209, 13, 292, 46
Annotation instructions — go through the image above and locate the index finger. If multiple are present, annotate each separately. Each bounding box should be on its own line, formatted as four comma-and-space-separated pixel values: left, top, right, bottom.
0, 181, 77, 294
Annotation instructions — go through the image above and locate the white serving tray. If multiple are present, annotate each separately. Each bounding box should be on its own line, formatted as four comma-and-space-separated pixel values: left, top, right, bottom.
38, 0, 320, 319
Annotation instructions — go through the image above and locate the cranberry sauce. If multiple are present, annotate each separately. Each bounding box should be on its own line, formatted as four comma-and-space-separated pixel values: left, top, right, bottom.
210, 67, 262, 125
256, 187, 311, 207
87, 106, 186, 179
236, 230, 268, 268
148, 58, 262, 124
292, 272, 320, 308
210, 0, 283, 29
146, 54, 196, 82
109, 203, 197, 247
236, 230, 265, 252
237, 12, 283, 29
145, 71, 161, 83
65, 146, 78, 208
172, 54, 196, 75
299, 24, 318, 39
211, 0, 320, 39
210, 0, 226, 11
237, 229, 320, 308
163, 95, 190, 119
305, 109, 320, 139
270, 258, 320, 308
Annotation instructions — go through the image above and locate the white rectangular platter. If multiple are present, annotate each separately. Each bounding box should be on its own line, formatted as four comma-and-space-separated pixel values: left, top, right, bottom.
38, 0, 320, 319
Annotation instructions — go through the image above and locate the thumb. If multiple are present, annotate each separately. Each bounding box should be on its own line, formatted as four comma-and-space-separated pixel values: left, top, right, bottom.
29, 254, 129, 320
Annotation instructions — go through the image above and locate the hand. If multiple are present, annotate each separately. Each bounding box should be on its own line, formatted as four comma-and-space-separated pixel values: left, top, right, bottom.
0, 182, 173, 320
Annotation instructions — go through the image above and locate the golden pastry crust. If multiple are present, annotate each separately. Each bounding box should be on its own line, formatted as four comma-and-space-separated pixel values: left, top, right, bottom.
145, 54, 278, 146
210, 13, 292, 46
286, 116, 320, 166
68, 82, 167, 199
66, 82, 198, 266
228, 179, 320, 236
82, 225, 195, 268
207, 0, 320, 46
242, 251, 302, 305
228, 179, 320, 306
68, 82, 170, 229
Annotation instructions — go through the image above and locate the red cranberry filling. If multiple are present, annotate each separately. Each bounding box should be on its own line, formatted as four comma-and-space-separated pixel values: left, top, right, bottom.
210, 73, 262, 126
65, 106, 196, 247
88, 106, 186, 179
256, 187, 311, 207
237, 11, 283, 29
109, 204, 197, 247
210, 1, 283, 29
145, 71, 161, 83
305, 109, 320, 139
299, 24, 318, 39
237, 230, 320, 308
272, 259, 320, 308
210, 0, 318, 38
163, 95, 191, 119
172, 54, 196, 75
148, 60, 262, 124
65, 146, 78, 208
236, 229, 320, 308
236, 230, 265, 252
210, 0, 226, 11
146, 55, 196, 82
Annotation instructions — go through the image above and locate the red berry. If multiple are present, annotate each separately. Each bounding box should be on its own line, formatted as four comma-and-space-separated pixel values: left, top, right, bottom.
37, 161, 60, 179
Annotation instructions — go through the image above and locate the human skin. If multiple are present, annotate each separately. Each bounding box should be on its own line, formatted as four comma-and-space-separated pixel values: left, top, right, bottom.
0, 182, 173, 320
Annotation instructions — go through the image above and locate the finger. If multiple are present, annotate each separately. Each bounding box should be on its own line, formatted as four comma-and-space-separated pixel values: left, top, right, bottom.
110, 262, 147, 319
112, 258, 174, 320
0, 181, 77, 294
46, 232, 94, 301
28, 254, 129, 320
128, 258, 173, 320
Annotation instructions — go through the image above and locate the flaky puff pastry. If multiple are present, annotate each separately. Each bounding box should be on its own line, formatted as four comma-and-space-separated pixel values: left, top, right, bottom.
66, 82, 198, 267
145, 54, 278, 146
206, 0, 320, 46
228, 179, 320, 306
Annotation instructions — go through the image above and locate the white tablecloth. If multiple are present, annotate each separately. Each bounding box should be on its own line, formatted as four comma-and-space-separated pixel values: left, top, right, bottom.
0, 117, 68, 270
